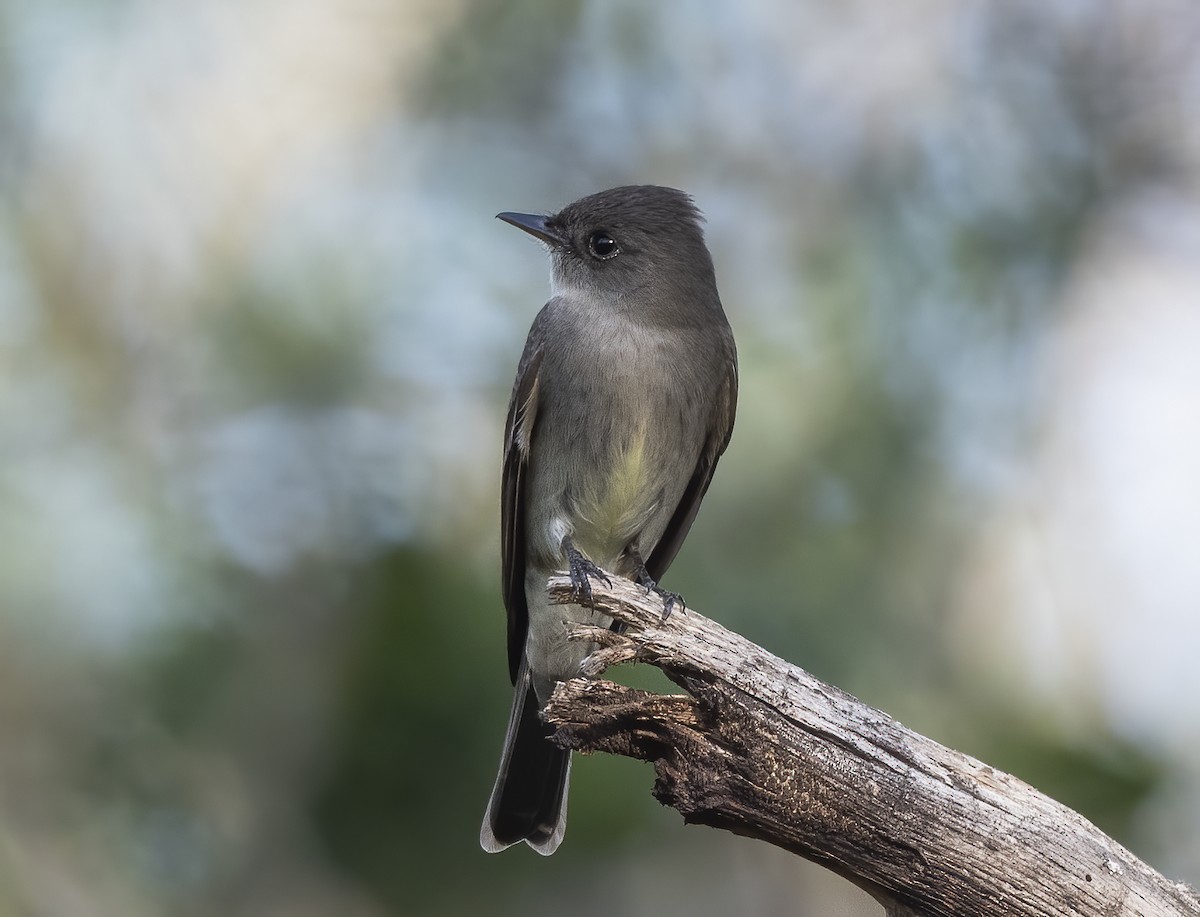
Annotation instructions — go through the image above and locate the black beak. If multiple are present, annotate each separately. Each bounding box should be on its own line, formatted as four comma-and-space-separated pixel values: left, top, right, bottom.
496, 211, 566, 248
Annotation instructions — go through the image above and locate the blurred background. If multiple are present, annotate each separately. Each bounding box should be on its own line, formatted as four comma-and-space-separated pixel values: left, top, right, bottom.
2, 0, 1199, 914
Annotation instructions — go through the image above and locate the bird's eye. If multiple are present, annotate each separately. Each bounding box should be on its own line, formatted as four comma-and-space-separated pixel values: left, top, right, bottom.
587, 231, 619, 260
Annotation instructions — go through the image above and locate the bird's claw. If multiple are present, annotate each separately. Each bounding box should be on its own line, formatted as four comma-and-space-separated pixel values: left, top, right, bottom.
567, 545, 611, 608
633, 567, 685, 620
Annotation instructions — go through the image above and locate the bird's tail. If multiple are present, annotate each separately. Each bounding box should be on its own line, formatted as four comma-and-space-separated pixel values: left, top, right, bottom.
479, 657, 570, 855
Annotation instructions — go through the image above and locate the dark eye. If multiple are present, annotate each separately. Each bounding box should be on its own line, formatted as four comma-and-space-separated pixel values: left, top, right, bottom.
587, 230, 619, 260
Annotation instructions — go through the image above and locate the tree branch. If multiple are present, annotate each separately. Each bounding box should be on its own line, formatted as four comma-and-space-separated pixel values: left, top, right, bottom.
543, 574, 1200, 917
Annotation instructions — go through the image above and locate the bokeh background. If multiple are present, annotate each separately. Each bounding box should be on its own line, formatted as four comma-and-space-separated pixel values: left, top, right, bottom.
2, 1, 1199, 914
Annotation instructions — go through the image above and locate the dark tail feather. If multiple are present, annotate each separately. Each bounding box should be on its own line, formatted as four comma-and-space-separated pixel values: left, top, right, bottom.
480, 658, 570, 855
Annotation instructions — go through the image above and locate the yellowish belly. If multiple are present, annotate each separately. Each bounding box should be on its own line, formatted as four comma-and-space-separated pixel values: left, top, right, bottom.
570, 421, 660, 563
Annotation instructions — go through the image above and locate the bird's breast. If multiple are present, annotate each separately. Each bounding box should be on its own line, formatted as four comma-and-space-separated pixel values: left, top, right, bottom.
568, 415, 662, 557
526, 304, 716, 570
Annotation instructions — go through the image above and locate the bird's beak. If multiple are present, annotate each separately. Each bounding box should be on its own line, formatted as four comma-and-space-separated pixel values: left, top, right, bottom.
496, 211, 566, 248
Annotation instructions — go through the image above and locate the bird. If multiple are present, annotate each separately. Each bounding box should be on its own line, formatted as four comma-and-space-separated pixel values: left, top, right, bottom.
480, 185, 738, 855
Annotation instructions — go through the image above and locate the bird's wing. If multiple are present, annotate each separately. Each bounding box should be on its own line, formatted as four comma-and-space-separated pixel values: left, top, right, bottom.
501, 319, 545, 684
645, 340, 738, 581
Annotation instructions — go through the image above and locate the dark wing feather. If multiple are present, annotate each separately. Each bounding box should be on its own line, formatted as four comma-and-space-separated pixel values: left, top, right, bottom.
645, 347, 738, 581
501, 327, 545, 683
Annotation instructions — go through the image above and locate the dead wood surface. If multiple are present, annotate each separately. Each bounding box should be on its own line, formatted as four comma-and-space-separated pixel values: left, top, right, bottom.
542, 574, 1200, 917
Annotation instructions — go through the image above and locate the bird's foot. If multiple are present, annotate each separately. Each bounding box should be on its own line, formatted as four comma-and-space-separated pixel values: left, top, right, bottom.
631, 559, 685, 620
564, 538, 611, 608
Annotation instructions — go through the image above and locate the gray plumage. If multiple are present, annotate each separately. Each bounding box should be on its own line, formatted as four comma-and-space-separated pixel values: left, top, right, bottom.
480, 185, 737, 855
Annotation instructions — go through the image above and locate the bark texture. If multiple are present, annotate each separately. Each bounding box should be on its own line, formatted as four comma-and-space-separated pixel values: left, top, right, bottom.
542, 574, 1200, 917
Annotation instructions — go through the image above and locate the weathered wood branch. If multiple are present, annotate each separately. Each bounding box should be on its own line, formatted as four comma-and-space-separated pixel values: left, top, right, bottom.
543, 574, 1200, 917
